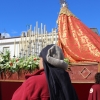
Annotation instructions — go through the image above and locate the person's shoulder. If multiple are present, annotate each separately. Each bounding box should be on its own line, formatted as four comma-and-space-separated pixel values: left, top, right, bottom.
92, 84, 100, 88
90, 84, 100, 91
22, 73, 45, 90
25, 69, 44, 79
25, 72, 45, 83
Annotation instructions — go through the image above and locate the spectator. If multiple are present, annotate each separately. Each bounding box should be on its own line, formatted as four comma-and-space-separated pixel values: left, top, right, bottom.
88, 72, 100, 100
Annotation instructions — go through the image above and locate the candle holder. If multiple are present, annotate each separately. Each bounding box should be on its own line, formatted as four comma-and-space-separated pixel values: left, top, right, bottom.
13, 55, 16, 58
35, 51, 38, 56
24, 53, 26, 59
36, 43, 40, 56
19, 52, 21, 58
34, 43, 36, 55
21, 48, 24, 57
41, 40, 43, 49
31, 50, 33, 56
32, 46, 34, 56
29, 40, 32, 44
21, 48, 23, 51
29, 53, 31, 57
25, 50, 27, 56
27, 45, 30, 48
27, 46, 30, 57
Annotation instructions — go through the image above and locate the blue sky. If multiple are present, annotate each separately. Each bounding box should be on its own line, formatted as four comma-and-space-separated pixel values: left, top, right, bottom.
0, 0, 100, 37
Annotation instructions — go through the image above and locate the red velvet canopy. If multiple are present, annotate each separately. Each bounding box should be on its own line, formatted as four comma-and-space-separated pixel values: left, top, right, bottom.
57, 6, 100, 63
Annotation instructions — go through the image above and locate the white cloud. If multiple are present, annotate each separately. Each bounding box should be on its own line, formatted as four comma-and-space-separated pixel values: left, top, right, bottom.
1, 33, 11, 38
11, 30, 18, 34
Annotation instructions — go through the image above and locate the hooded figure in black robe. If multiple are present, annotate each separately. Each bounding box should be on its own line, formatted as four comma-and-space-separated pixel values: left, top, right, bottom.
39, 44, 79, 100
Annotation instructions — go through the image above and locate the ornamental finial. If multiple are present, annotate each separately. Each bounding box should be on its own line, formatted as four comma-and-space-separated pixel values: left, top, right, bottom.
60, 0, 67, 7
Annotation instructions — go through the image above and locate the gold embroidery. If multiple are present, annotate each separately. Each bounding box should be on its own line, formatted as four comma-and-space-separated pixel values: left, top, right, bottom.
68, 17, 81, 48
76, 25, 100, 57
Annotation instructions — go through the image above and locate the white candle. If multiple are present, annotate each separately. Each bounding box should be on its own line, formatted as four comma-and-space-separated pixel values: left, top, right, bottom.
46, 31, 48, 45
32, 31, 34, 45
19, 41, 20, 54
25, 32, 27, 47
44, 25, 46, 46
21, 36, 23, 49
14, 39, 16, 56
52, 29, 54, 44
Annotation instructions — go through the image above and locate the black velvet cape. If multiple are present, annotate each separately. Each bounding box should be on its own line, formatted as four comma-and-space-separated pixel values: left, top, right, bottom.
39, 44, 79, 100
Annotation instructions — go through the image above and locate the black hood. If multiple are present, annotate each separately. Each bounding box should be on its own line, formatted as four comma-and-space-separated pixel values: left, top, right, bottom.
39, 44, 79, 100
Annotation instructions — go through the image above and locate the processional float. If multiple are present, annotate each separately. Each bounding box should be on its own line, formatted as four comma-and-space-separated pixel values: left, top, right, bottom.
0, 0, 100, 83
58, 0, 100, 83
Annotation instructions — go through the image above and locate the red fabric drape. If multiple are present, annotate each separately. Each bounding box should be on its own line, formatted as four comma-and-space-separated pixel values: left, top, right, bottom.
58, 7, 100, 63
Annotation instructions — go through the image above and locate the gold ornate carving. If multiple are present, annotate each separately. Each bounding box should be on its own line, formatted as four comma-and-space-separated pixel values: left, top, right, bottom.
59, 6, 76, 17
